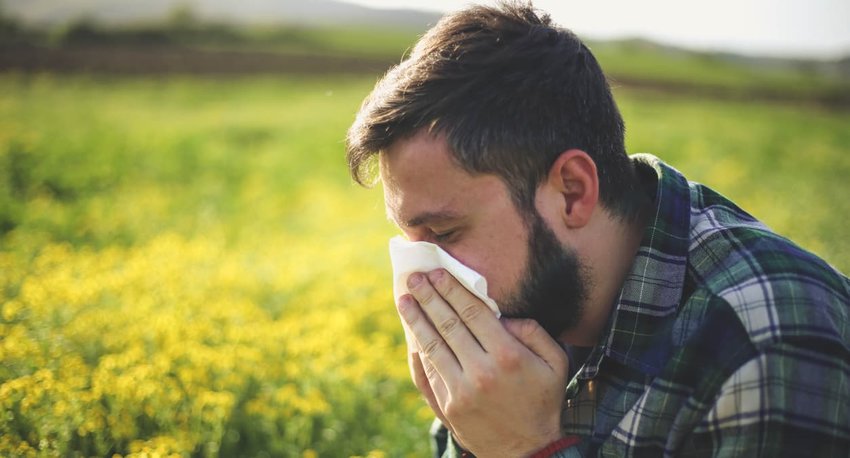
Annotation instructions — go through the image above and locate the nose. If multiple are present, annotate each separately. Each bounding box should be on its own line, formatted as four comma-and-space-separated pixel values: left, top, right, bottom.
398, 229, 429, 243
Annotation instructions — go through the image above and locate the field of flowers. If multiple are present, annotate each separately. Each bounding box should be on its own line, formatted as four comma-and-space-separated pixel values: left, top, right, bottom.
1, 73, 848, 457
0, 75, 428, 457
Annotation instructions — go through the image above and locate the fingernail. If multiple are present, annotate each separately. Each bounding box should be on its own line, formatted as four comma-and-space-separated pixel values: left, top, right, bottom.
399, 294, 415, 308
427, 269, 443, 282
408, 273, 423, 288
398, 295, 416, 321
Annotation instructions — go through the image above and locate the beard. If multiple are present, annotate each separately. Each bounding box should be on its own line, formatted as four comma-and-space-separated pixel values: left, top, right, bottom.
500, 210, 589, 338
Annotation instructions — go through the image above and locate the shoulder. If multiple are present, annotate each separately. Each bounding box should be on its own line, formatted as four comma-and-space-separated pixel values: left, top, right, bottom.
670, 186, 850, 453
682, 181, 850, 352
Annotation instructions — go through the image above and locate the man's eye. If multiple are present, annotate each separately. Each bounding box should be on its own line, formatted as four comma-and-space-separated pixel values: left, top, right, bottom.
433, 230, 456, 242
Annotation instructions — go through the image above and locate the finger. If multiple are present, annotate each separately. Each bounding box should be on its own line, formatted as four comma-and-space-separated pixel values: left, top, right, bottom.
397, 293, 462, 386
407, 273, 483, 367
418, 355, 461, 441
409, 351, 449, 426
426, 268, 511, 351
502, 318, 569, 376
419, 353, 449, 402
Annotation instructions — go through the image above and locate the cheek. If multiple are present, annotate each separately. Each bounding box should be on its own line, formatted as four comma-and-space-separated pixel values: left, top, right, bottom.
457, 227, 529, 303
482, 245, 527, 303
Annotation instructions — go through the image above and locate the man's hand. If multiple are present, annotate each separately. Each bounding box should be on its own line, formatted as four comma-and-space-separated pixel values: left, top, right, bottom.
398, 268, 570, 457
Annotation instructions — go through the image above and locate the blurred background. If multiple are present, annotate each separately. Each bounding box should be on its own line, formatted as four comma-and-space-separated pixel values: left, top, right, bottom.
1, 1, 848, 457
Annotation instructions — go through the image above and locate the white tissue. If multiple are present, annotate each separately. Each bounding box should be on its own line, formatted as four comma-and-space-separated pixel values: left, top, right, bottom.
389, 236, 502, 351
389, 236, 501, 317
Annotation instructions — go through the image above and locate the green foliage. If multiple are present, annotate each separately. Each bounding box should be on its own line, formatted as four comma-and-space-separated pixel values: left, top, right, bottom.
37, 16, 419, 59
618, 89, 850, 272
1, 9, 844, 99
592, 40, 850, 103
0, 74, 426, 457
0, 74, 847, 457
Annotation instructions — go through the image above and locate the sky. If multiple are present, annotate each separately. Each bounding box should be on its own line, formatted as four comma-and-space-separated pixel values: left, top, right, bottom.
342, 0, 850, 59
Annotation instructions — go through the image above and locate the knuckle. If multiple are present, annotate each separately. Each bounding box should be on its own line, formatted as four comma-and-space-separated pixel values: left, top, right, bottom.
471, 368, 496, 392
423, 360, 439, 380
422, 339, 442, 358
435, 275, 454, 294
459, 302, 484, 321
437, 317, 460, 337
495, 347, 521, 370
417, 288, 436, 305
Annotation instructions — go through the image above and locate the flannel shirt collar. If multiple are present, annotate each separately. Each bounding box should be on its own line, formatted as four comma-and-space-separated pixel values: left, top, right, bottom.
579, 154, 692, 379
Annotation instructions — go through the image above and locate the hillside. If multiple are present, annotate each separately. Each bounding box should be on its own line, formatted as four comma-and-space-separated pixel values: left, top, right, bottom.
2, 0, 442, 28
1, 2, 848, 107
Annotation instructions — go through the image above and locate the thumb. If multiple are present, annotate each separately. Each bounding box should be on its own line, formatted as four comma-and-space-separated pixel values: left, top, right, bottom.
502, 318, 569, 376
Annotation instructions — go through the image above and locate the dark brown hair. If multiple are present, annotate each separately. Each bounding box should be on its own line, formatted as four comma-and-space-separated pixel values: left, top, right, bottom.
346, 1, 643, 220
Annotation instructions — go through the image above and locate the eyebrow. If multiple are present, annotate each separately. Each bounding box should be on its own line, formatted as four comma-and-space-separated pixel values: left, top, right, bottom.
389, 210, 462, 228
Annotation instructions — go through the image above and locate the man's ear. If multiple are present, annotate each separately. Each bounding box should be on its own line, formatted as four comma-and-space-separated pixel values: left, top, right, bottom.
545, 149, 599, 229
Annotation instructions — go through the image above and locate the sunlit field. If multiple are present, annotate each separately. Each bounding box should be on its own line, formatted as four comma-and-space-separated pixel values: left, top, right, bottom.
1, 73, 848, 457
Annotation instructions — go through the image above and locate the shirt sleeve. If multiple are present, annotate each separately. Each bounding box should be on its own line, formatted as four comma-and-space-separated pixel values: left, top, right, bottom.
429, 418, 449, 458
687, 341, 850, 456
549, 447, 583, 458
430, 418, 469, 458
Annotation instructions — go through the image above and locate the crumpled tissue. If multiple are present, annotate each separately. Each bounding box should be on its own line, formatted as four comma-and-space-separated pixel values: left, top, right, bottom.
388, 236, 501, 349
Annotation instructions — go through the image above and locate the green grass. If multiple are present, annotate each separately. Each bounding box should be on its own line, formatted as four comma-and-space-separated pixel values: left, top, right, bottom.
157, 25, 423, 59
591, 40, 850, 101
250, 26, 422, 59
0, 74, 373, 247
0, 74, 848, 456
1, 74, 847, 271
617, 89, 850, 271
11, 16, 847, 101
0, 74, 420, 457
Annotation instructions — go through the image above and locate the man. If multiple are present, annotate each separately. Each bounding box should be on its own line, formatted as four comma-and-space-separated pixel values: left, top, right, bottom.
346, 2, 850, 457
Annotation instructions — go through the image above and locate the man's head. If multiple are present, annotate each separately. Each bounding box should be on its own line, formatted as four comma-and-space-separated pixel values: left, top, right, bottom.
347, 2, 644, 338
347, 2, 642, 219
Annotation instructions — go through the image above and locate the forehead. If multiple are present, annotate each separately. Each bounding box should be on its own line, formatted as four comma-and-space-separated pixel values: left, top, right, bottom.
379, 130, 507, 226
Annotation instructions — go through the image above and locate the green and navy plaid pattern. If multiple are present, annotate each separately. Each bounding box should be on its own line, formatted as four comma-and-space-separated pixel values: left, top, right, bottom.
557, 154, 850, 457
436, 154, 850, 457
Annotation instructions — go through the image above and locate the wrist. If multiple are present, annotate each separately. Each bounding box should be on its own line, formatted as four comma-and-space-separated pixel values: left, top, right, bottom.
528, 435, 580, 458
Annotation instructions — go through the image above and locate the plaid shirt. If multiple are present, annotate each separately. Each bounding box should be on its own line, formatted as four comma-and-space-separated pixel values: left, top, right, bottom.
435, 154, 850, 457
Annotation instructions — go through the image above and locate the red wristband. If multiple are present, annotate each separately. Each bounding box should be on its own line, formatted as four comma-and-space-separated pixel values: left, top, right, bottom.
528, 435, 581, 458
